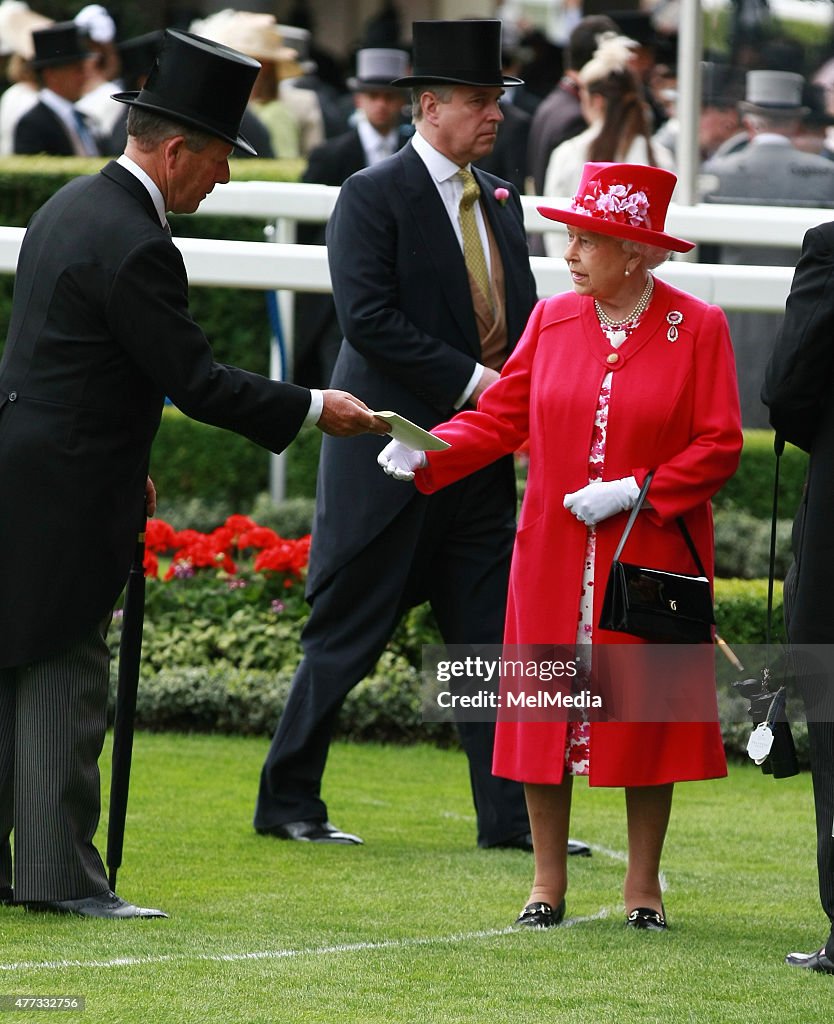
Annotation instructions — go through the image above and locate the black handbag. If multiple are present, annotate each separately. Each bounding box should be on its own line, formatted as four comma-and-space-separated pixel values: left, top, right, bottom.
598, 472, 715, 643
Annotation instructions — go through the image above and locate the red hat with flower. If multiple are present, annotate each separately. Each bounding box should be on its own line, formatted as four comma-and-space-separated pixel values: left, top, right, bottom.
537, 162, 694, 253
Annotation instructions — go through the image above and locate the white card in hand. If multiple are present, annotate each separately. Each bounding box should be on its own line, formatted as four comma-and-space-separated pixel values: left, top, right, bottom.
373, 411, 451, 452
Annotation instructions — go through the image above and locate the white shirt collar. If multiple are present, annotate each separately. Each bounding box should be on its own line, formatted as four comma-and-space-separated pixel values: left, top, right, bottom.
39, 88, 76, 123
751, 133, 792, 148
117, 153, 168, 229
356, 114, 399, 163
412, 128, 469, 183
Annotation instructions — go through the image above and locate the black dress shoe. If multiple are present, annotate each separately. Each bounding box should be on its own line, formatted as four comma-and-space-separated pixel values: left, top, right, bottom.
0, 886, 13, 905
514, 899, 566, 929
785, 947, 834, 974
25, 890, 167, 919
491, 832, 534, 851
626, 906, 667, 931
256, 819, 363, 845
490, 834, 592, 856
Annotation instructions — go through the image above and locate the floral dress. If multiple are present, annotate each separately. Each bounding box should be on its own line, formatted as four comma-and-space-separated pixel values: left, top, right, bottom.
564, 325, 632, 776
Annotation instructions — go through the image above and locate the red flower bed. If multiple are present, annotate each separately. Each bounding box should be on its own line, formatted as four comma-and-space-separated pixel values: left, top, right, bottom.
143, 515, 310, 586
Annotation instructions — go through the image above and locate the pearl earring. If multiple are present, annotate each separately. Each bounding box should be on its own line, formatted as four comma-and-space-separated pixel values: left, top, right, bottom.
624, 269, 630, 277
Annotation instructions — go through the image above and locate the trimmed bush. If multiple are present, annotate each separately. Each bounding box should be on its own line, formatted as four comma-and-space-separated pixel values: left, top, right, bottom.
714, 430, 807, 518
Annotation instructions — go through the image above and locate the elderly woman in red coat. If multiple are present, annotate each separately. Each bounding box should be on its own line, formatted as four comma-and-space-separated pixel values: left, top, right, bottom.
379, 162, 743, 932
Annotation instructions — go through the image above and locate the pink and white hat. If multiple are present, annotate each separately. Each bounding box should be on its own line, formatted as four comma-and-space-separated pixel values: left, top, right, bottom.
538, 162, 694, 253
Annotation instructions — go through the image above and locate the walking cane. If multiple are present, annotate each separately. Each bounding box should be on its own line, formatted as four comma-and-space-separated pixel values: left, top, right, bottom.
106, 523, 147, 893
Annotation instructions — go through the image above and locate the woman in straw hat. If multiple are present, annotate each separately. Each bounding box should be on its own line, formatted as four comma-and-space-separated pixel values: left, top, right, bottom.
379, 161, 742, 931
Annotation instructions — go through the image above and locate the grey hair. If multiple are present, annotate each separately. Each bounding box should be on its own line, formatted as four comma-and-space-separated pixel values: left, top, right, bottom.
621, 238, 671, 270
742, 110, 799, 135
411, 84, 455, 122
126, 107, 217, 152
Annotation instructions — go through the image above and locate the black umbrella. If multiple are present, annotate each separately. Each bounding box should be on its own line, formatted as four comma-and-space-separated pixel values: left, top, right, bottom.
107, 524, 147, 893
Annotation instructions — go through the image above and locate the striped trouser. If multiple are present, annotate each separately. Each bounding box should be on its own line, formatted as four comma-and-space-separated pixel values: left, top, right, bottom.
0, 623, 111, 901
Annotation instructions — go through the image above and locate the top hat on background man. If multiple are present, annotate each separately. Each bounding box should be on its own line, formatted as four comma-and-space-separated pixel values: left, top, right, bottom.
802, 81, 834, 128
392, 20, 523, 88
117, 29, 163, 91
537, 161, 695, 253
111, 28, 261, 156
347, 47, 408, 92
701, 61, 745, 110
739, 69, 809, 117
276, 23, 313, 76
30, 20, 90, 68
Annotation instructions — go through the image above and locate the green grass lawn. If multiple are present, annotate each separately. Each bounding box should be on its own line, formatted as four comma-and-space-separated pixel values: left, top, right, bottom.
0, 735, 830, 1023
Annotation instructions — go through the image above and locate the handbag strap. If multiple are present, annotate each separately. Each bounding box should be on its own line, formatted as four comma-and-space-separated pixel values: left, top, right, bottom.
611, 471, 653, 562
611, 469, 708, 577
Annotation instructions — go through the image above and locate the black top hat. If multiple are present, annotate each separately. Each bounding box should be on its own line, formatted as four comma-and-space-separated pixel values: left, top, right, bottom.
701, 61, 744, 109
608, 11, 658, 49
111, 29, 260, 156
803, 81, 834, 127
30, 21, 91, 69
392, 20, 522, 88
117, 30, 164, 90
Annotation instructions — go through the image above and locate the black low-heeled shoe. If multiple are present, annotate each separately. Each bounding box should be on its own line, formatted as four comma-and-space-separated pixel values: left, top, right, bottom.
514, 899, 566, 929
625, 906, 667, 931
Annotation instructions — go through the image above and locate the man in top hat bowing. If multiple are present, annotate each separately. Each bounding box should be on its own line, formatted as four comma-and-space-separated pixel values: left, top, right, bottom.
14, 19, 100, 155
255, 20, 591, 857
0, 28, 384, 919
294, 46, 412, 388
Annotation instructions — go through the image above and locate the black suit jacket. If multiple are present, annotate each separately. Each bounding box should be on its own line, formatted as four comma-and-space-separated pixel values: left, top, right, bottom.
306, 140, 538, 594
0, 161, 311, 668
762, 221, 834, 643
14, 100, 77, 155
303, 129, 367, 187
294, 125, 411, 388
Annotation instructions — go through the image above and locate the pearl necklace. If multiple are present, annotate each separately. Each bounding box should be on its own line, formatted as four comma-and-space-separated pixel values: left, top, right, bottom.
594, 275, 654, 330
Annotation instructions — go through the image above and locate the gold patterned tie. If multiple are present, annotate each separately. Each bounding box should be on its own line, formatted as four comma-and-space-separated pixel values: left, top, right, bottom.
456, 168, 492, 303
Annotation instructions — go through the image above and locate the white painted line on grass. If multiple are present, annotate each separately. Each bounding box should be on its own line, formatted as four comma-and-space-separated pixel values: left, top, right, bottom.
0, 908, 618, 973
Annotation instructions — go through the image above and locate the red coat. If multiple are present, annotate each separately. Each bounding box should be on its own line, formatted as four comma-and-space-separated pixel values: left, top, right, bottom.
416, 276, 743, 786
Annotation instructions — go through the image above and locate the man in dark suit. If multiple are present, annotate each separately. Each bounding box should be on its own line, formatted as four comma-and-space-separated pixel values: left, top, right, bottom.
14, 21, 100, 156
762, 224, 834, 975
0, 29, 382, 920
255, 19, 589, 854
294, 47, 412, 389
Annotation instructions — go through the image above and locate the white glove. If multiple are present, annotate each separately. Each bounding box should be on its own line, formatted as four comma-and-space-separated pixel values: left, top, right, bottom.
563, 476, 640, 526
377, 439, 427, 481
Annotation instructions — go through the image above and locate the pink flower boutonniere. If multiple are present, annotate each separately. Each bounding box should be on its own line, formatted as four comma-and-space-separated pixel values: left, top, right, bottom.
494, 187, 509, 206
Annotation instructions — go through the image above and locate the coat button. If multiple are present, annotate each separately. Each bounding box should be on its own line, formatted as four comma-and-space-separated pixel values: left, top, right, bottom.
7, 391, 17, 401
606, 353, 620, 365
